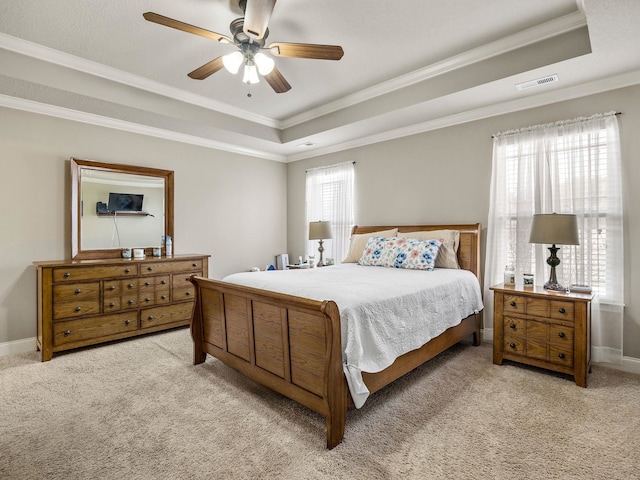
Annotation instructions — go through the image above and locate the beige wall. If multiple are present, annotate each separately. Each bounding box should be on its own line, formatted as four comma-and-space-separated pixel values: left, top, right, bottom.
0, 107, 287, 346
287, 84, 640, 360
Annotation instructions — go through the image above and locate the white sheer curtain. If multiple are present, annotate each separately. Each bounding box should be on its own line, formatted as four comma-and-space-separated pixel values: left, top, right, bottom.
485, 112, 624, 364
306, 162, 355, 264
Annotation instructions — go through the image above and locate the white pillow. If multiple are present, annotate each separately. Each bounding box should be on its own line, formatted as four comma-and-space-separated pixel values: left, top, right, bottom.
342, 228, 399, 263
396, 229, 460, 269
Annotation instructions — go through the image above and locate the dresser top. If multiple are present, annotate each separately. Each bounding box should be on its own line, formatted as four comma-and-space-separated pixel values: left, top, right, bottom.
490, 283, 594, 301
33, 253, 209, 268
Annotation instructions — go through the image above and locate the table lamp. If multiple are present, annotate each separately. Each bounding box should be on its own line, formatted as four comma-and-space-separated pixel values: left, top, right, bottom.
309, 221, 332, 267
528, 213, 579, 291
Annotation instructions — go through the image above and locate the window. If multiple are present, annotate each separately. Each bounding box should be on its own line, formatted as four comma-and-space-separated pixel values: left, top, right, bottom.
485, 112, 623, 364
305, 162, 355, 264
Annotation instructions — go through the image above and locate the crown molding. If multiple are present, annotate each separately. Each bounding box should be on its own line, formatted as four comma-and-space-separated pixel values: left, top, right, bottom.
285, 68, 640, 162
0, 32, 279, 129
281, 11, 587, 129
0, 94, 286, 162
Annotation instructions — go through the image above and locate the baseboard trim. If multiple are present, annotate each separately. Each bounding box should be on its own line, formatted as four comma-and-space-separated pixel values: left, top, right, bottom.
0, 337, 37, 357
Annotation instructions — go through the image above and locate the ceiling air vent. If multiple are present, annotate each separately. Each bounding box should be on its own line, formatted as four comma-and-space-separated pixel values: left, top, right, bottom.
516, 74, 559, 91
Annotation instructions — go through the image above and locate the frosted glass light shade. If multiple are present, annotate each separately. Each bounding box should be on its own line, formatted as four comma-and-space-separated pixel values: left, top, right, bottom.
242, 64, 260, 84
222, 51, 243, 74
254, 52, 275, 75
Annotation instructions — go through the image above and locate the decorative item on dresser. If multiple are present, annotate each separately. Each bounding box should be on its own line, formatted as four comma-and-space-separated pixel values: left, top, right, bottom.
34, 254, 209, 362
491, 284, 593, 387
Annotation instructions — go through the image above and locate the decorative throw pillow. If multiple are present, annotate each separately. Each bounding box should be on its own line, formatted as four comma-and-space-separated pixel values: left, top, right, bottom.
342, 228, 399, 263
396, 229, 460, 269
358, 237, 441, 271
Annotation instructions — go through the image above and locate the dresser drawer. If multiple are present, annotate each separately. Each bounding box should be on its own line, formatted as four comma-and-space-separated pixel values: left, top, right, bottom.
140, 260, 203, 275
53, 299, 101, 320
53, 265, 138, 282
53, 312, 138, 345
549, 324, 574, 348
53, 282, 100, 303
140, 302, 194, 329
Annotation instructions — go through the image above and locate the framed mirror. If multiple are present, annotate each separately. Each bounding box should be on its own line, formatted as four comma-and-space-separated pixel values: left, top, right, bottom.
71, 158, 174, 260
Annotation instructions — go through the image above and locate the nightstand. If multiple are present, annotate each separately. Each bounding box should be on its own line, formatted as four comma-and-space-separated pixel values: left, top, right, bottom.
491, 284, 594, 387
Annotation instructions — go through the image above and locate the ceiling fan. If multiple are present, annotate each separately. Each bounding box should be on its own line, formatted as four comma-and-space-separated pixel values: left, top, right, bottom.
143, 0, 344, 94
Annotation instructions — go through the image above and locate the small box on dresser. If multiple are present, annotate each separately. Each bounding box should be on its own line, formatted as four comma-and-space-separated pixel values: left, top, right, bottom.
34, 254, 209, 361
490, 283, 594, 387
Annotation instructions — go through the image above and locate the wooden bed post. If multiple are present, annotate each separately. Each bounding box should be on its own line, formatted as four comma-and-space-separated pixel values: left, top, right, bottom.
322, 300, 348, 449
189, 276, 206, 365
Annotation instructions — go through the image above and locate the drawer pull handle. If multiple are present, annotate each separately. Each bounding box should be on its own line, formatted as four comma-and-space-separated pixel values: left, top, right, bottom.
148, 267, 153, 271
558, 332, 566, 338
509, 342, 516, 349
148, 315, 154, 321
64, 272, 71, 278
145, 281, 151, 286
64, 330, 71, 335
510, 301, 516, 307
161, 295, 167, 300
109, 285, 116, 290
186, 291, 191, 296
74, 289, 81, 294
509, 323, 516, 329
125, 268, 130, 274
127, 283, 134, 289
559, 308, 566, 314
192, 263, 197, 267
125, 319, 131, 325
128, 299, 134, 305
161, 280, 167, 285
145, 297, 151, 302
109, 302, 115, 307
558, 353, 565, 359
74, 306, 81, 312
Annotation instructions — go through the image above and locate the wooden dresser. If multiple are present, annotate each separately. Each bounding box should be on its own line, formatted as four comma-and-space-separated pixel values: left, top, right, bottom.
491, 284, 593, 387
34, 254, 209, 361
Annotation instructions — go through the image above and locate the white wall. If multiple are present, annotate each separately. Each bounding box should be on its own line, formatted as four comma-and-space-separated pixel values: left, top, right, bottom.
0, 107, 287, 346
287, 84, 640, 360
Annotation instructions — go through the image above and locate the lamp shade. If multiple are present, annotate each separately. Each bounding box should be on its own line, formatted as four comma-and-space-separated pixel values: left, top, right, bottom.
309, 221, 332, 240
529, 213, 579, 245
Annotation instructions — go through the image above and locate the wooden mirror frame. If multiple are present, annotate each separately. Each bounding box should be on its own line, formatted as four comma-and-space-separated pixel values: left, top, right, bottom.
71, 158, 174, 260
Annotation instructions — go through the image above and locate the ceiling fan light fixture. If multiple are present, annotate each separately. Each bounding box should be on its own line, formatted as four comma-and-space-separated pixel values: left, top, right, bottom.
254, 52, 275, 75
222, 51, 244, 74
243, 63, 260, 84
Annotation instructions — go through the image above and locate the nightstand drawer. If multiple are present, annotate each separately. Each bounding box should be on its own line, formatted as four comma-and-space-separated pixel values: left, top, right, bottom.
550, 346, 574, 367
549, 301, 574, 321
503, 337, 524, 355
503, 295, 525, 314
503, 316, 525, 336
549, 324, 574, 347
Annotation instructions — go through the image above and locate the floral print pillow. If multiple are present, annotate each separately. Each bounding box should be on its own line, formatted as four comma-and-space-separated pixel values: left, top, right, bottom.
358, 237, 442, 271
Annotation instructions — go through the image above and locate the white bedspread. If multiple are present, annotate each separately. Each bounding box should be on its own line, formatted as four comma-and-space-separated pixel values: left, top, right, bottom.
223, 264, 483, 408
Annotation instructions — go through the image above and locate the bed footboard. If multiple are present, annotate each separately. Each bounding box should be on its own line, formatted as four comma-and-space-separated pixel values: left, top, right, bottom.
189, 275, 348, 449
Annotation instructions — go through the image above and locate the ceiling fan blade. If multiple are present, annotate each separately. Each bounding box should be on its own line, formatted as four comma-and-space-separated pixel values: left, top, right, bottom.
188, 57, 226, 80
243, 0, 277, 40
268, 42, 344, 60
264, 67, 291, 93
143, 12, 232, 44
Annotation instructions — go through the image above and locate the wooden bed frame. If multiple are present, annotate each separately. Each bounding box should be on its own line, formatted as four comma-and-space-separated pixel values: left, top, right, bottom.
189, 223, 483, 449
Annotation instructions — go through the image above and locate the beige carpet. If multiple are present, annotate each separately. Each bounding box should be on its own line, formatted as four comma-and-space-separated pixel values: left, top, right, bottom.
1, 329, 639, 480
